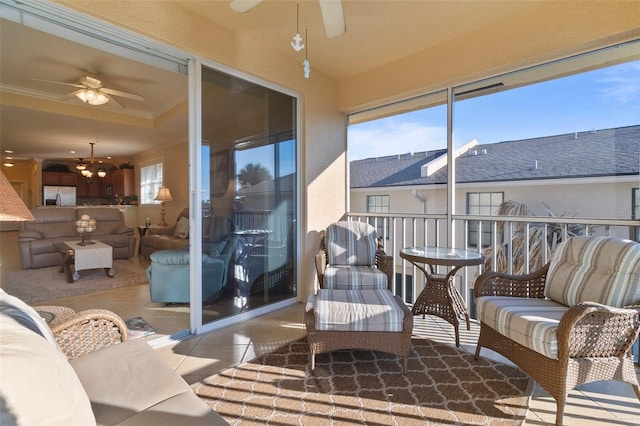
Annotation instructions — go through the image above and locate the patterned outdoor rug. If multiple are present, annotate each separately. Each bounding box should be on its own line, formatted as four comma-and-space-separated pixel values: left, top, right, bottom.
192, 337, 534, 425
4, 259, 148, 304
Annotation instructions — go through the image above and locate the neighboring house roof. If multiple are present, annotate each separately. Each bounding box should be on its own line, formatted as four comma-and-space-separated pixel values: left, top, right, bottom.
350, 125, 640, 188
236, 173, 295, 196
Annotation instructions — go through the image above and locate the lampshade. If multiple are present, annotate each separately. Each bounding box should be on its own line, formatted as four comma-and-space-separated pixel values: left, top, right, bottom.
76, 160, 87, 171
0, 169, 34, 221
97, 167, 107, 178
154, 186, 173, 202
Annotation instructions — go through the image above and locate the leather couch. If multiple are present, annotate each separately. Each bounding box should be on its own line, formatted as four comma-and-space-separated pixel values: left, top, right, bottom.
146, 237, 234, 303
0, 289, 228, 425
18, 207, 135, 269
140, 208, 190, 259
140, 209, 233, 259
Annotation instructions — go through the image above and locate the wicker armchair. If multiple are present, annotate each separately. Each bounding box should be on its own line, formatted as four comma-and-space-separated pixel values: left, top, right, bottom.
50, 309, 128, 360
308, 221, 411, 372
474, 236, 640, 425
315, 221, 393, 289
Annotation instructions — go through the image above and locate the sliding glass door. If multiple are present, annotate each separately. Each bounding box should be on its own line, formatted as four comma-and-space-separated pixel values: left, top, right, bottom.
197, 65, 298, 327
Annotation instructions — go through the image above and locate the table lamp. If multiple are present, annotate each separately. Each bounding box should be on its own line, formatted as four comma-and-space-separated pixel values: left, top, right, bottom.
154, 186, 173, 226
0, 169, 34, 222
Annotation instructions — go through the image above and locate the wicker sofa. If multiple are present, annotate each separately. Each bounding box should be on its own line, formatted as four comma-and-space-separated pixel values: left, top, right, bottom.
474, 236, 640, 425
0, 290, 227, 425
18, 207, 135, 269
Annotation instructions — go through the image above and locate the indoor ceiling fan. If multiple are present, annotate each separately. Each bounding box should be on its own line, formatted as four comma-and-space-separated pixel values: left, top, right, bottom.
34, 75, 145, 108
230, 0, 346, 39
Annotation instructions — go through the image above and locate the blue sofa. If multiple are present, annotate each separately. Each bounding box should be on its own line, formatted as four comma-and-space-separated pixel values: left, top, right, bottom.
146, 237, 233, 303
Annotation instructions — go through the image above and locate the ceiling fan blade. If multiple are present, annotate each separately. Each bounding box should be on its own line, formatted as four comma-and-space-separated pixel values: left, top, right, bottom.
32, 78, 85, 89
230, 0, 263, 13
61, 89, 85, 100
104, 93, 125, 109
101, 88, 145, 102
319, 0, 346, 38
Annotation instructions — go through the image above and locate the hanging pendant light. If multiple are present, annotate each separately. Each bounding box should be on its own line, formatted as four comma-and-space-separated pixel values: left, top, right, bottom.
76, 159, 87, 171
80, 142, 107, 179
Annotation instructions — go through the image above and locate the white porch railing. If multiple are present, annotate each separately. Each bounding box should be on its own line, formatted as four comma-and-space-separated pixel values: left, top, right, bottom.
346, 212, 640, 317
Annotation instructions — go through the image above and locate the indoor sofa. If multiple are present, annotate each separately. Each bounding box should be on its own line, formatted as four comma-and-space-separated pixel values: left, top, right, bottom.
146, 237, 234, 303
0, 290, 228, 425
18, 207, 136, 269
140, 209, 233, 259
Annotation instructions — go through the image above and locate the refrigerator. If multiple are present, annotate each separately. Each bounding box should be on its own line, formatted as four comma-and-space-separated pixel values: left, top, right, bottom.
43, 186, 77, 206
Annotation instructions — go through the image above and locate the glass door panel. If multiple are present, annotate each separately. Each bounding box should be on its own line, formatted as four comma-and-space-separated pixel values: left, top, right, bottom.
200, 66, 297, 324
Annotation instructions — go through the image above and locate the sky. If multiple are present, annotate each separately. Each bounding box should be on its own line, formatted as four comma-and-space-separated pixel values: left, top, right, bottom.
348, 60, 640, 162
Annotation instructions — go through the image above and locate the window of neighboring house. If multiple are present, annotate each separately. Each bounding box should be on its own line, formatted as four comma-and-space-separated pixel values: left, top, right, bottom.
367, 195, 390, 239
140, 159, 164, 205
633, 188, 640, 241
467, 192, 503, 248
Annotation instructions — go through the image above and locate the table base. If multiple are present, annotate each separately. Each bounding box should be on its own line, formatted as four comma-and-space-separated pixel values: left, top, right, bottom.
412, 274, 470, 347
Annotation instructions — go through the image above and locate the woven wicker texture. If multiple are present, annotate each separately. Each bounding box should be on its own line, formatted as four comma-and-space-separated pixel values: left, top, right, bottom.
474, 252, 640, 425
51, 309, 128, 359
412, 273, 470, 346
315, 228, 392, 289
305, 294, 413, 372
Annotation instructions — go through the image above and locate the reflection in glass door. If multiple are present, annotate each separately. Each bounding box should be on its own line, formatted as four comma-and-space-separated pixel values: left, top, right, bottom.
200, 66, 297, 325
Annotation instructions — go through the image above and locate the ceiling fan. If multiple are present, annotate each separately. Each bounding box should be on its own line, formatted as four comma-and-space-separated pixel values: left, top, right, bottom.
34, 75, 145, 108
230, 0, 346, 39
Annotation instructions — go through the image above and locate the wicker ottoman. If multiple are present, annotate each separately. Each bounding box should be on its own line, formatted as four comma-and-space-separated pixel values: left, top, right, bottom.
305, 289, 413, 373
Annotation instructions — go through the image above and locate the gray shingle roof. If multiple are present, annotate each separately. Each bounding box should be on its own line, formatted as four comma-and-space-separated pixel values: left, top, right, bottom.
350, 125, 640, 188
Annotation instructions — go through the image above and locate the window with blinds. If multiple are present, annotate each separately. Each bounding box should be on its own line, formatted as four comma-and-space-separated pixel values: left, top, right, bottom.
140, 159, 164, 204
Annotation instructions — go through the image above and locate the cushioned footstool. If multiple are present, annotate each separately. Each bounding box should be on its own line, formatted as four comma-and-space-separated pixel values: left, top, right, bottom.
305, 289, 413, 373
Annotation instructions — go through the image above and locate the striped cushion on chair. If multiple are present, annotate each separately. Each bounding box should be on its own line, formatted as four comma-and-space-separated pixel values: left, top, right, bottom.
309, 289, 404, 332
545, 237, 640, 307
323, 265, 388, 290
326, 221, 377, 266
476, 296, 567, 359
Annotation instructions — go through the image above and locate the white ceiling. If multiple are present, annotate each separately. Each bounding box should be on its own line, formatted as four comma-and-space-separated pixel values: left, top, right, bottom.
0, 17, 188, 163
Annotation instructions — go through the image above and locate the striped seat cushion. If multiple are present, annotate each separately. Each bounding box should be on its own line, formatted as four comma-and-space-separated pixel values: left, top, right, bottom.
545, 237, 640, 307
308, 289, 404, 332
326, 221, 377, 266
323, 265, 388, 290
476, 296, 567, 359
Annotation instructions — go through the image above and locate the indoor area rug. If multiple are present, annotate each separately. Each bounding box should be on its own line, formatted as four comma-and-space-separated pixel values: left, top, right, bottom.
192, 337, 534, 425
125, 316, 157, 339
4, 259, 148, 304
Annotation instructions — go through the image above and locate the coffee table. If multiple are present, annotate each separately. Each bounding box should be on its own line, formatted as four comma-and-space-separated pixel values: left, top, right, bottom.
53, 240, 115, 283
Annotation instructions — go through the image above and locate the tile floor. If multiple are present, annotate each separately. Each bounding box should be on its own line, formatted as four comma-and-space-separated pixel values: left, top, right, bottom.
1, 231, 639, 425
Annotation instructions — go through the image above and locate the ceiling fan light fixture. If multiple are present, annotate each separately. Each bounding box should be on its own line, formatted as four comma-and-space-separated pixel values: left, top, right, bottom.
76, 89, 109, 106
81, 169, 92, 177
97, 167, 107, 178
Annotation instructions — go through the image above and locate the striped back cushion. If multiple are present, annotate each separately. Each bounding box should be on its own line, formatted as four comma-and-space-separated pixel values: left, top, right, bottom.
545, 236, 640, 307
326, 221, 377, 266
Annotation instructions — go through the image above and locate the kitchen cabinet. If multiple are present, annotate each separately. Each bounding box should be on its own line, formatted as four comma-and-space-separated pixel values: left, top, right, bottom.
76, 175, 103, 198
42, 171, 77, 186
110, 168, 135, 197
